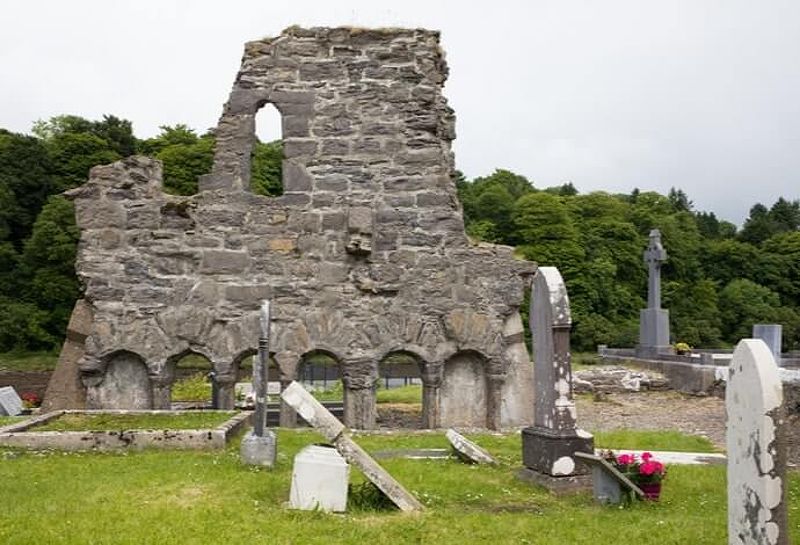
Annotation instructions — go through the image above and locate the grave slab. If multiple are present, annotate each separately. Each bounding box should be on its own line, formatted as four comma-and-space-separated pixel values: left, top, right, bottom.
0, 386, 23, 416
446, 429, 496, 464
281, 381, 423, 512
289, 444, 349, 512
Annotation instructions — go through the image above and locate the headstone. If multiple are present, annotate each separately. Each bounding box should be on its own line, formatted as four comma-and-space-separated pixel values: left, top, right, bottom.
638, 229, 671, 357
727, 339, 788, 545
574, 452, 644, 504
0, 386, 23, 416
753, 324, 783, 365
289, 445, 350, 512
281, 381, 423, 512
446, 429, 496, 465
241, 300, 277, 467
520, 267, 594, 492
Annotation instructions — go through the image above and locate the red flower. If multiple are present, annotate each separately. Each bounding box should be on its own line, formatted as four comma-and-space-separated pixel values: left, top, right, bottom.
639, 461, 657, 475
641, 451, 653, 462
617, 453, 635, 465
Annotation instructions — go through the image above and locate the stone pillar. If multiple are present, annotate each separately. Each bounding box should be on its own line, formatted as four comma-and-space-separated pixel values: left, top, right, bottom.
279, 379, 299, 428
753, 324, 783, 365
420, 362, 443, 429
727, 339, 788, 545
342, 357, 377, 430
343, 384, 377, 430
150, 375, 172, 410
214, 372, 237, 410
638, 229, 671, 357
520, 267, 593, 492
485, 372, 506, 431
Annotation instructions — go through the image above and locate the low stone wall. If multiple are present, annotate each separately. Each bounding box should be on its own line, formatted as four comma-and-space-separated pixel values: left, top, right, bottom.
0, 410, 251, 450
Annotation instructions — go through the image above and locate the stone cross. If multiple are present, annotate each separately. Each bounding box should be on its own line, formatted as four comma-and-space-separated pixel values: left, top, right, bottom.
638, 229, 671, 356
727, 339, 788, 545
520, 267, 593, 488
644, 229, 667, 309
253, 300, 271, 436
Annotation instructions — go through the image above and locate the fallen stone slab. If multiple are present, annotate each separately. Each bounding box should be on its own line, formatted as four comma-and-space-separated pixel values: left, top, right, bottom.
281, 381, 423, 512
372, 448, 451, 460
446, 429, 496, 464
600, 449, 726, 466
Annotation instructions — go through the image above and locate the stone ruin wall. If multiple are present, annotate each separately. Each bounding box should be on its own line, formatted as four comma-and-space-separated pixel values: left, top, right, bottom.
62, 27, 536, 429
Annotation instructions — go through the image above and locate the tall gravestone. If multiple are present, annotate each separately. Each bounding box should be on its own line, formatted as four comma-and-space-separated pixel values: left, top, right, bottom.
241, 300, 278, 467
520, 267, 593, 491
727, 339, 788, 545
638, 229, 671, 357
752, 324, 783, 366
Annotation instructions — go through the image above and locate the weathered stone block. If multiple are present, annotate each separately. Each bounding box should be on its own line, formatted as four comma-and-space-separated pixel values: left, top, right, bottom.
200, 250, 250, 274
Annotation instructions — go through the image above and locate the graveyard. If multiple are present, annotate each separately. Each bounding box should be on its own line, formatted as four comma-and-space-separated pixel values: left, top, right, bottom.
1, 22, 799, 545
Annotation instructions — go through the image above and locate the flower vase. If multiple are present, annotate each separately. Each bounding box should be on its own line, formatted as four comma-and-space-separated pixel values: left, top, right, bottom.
639, 482, 662, 501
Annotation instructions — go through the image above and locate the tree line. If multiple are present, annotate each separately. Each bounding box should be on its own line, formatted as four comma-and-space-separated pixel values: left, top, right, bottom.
0, 114, 798, 353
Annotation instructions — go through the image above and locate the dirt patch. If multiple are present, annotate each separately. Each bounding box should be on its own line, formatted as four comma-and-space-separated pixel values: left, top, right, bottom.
0, 371, 51, 398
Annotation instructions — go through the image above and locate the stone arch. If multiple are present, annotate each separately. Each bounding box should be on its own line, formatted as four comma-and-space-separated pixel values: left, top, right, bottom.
440, 349, 489, 428
297, 348, 343, 393
378, 349, 425, 428
157, 348, 215, 409
85, 350, 152, 410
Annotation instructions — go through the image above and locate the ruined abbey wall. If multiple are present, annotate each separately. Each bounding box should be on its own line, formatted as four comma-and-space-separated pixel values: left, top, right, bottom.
64, 27, 536, 429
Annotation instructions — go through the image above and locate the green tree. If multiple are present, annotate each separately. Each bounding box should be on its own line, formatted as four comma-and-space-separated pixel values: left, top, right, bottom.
251, 140, 283, 196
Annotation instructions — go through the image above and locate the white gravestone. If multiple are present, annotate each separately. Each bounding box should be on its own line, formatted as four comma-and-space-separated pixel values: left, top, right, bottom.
727, 339, 788, 545
289, 445, 350, 512
0, 386, 23, 416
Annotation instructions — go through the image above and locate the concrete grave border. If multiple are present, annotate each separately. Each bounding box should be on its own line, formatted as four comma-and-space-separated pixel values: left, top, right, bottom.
0, 409, 251, 451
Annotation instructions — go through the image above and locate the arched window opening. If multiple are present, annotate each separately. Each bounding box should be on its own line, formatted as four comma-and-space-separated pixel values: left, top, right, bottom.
170, 352, 213, 406
251, 103, 284, 196
299, 351, 342, 400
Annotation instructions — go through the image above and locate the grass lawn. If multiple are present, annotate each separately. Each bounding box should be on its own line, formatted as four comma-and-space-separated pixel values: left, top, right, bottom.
32, 411, 237, 431
1, 428, 798, 544
0, 415, 27, 427
376, 384, 422, 404
0, 351, 58, 371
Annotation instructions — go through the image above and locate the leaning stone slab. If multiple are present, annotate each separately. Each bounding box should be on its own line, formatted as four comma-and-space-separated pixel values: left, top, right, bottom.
0, 386, 23, 416
445, 429, 496, 465
281, 381, 423, 512
41, 298, 92, 411
727, 339, 788, 545
574, 452, 644, 504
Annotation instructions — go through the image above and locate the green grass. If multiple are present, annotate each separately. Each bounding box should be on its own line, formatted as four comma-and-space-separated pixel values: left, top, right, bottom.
376, 384, 422, 404
0, 415, 27, 427
594, 429, 719, 453
1, 428, 797, 544
0, 350, 58, 371
171, 372, 212, 402
32, 412, 237, 432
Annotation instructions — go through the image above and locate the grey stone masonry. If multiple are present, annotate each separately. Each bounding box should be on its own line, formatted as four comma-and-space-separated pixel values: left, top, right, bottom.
61, 27, 536, 430
726, 339, 788, 545
638, 229, 671, 357
521, 267, 593, 483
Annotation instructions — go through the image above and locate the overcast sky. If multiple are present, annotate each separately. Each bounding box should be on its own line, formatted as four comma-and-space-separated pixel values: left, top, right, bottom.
2, 1, 799, 225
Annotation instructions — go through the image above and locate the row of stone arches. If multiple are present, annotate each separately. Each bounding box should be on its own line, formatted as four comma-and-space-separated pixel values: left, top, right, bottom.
84, 347, 496, 429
